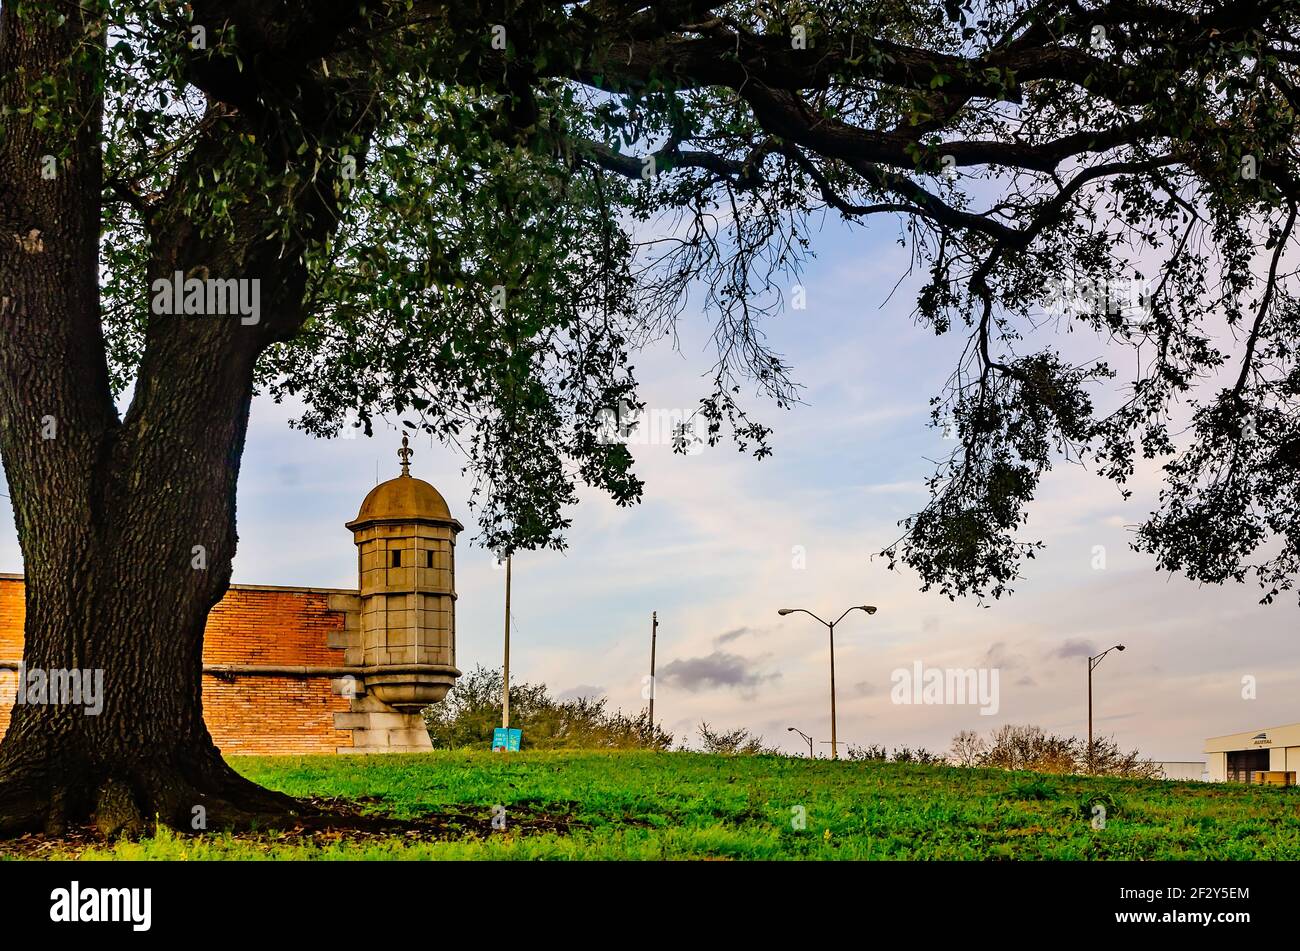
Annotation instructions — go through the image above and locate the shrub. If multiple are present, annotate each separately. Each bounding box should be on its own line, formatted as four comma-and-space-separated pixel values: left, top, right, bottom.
1006, 780, 1059, 801
950, 723, 1159, 778
695, 722, 779, 755
423, 665, 674, 750
843, 743, 942, 764
844, 743, 887, 762
891, 746, 945, 764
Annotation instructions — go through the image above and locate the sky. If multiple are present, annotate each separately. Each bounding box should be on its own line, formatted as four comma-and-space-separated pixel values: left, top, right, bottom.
1, 216, 1294, 763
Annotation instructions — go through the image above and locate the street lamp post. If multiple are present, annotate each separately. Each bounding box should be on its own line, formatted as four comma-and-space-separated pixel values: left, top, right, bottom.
648, 611, 658, 733
502, 554, 512, 735
787, 726, 814, 758
778, 605, 878, 760
1087, 644, 1126, 772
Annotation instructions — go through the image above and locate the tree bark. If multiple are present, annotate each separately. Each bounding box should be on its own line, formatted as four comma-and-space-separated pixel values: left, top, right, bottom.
0, 2, 366, 836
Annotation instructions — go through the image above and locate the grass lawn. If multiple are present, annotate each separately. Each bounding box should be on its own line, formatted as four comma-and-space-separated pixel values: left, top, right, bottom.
11, 749, 1300, 859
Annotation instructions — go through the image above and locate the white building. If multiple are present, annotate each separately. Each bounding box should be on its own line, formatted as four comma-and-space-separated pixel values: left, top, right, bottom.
1205, 722, 1300, 782
1153, 761, 1208, 782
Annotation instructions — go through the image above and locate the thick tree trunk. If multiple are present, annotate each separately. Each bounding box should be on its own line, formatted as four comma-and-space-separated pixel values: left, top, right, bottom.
0, 330, 302, 836
0, 3, 329, 836
0, 0, 379, 835
0, 588, 301, 839
0, 519, 302, 838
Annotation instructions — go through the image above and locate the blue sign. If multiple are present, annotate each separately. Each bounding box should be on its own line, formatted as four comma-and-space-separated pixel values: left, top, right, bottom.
492, 728, 522, 751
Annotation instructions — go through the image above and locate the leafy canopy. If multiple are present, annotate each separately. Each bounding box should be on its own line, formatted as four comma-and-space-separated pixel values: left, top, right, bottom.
16, 0, 1300, 599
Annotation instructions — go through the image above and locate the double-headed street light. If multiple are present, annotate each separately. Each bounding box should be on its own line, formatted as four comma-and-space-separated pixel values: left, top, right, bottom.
778, 605, 878, 760
1087, 644, 1126, 772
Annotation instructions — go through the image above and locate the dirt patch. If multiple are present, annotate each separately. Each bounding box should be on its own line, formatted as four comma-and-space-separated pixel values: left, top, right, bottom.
0, 795, 587, 858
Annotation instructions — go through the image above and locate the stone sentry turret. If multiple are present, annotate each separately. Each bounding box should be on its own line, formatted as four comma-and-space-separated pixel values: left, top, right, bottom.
335, 436, 462, 751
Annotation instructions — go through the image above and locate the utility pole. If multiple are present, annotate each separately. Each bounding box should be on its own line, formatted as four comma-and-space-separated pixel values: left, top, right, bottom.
828, 623, 838, 758
648, 611, 658, 731
502, 554, 512, 733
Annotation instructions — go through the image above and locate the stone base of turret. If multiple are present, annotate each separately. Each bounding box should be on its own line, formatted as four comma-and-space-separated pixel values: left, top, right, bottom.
333, 693, 434, 753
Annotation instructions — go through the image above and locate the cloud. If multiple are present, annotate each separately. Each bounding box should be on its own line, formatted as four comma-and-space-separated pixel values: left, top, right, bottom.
715, 626, 754, 646
980, 641, 1026, 670
1052, 638, 1096, 659
657, 651, 778, 695
854, 680, 880, 696
556, 684, 606, 702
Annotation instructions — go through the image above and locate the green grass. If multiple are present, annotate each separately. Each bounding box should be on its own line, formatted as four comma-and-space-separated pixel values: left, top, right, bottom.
22, 750, 1300, 859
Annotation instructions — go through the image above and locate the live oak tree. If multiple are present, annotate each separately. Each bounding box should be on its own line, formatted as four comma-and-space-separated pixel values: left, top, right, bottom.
0, 0, 1296, 834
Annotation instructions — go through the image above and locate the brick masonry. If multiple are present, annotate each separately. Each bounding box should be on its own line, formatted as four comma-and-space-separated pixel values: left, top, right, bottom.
0, 575, 376, 755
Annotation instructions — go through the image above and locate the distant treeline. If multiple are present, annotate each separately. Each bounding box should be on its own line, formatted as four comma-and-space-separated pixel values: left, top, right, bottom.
425, 670, 1156, 778
842, 725, 1157, 778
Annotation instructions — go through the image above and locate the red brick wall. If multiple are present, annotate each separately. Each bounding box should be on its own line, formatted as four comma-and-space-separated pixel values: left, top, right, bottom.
203, 674, 352, 755
0, 579, 24, 741
0, 577, 355, 755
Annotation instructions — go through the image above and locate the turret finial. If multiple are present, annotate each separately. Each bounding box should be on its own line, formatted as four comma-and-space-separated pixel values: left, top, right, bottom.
398, 434, 413, 476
